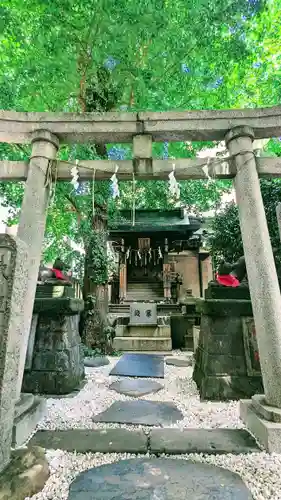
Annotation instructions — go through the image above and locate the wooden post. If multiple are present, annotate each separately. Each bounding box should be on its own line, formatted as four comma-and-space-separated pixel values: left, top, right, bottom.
119, 239, 127, 302
163, 238, 171, 301
226, 126, 281, 408
16, 130, 59, 399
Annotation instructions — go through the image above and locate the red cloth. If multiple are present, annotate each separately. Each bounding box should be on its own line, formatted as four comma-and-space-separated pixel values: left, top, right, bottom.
51, 268, 68, 281
216, 273, 240, 287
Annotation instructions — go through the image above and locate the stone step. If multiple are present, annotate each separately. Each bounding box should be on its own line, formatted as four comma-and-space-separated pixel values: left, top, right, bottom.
116, 325, 170, 338
29, 428, 260, 454
108, 304, 182, 315
113, 336, 172, 351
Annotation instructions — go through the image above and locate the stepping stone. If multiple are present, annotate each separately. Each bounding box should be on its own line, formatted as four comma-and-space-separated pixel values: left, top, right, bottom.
29, 428, 147, 454
150, 428, 260, 455
109, 379, 163, 397
92, 400, 183, 426
68, 458, 253, 499
84, 356, 109, 367
110, 353, 164, 378
165, 357, 192, 367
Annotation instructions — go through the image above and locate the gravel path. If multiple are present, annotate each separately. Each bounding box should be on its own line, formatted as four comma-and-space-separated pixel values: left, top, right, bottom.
27, 450, 281, 500
38, 355, 242, 431
27, 355, 281, 499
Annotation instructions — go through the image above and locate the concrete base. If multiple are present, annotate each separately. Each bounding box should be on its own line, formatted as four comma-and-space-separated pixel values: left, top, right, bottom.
113, 322, 172, 351
12, 393, 46, 447
240, 395, 281, 452
113, 336, 172, 351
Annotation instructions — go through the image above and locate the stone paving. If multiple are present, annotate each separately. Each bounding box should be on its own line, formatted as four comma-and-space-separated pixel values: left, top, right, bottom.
28, 353, 281, 499
68, 458, 253, 500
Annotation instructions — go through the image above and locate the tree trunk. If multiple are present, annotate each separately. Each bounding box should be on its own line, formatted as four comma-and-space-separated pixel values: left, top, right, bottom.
82, 213, 113, 353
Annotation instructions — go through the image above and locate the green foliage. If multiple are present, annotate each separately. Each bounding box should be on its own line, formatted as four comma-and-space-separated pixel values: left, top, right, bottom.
0, 0, 277, 290
209, 179, 281, 273
86, 230, 108, 285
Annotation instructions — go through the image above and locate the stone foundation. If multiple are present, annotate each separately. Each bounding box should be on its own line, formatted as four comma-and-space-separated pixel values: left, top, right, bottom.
22, 298, 85, 395
193, 294, 263, 401
13, 394, 45, 447
240, 395, 281, 453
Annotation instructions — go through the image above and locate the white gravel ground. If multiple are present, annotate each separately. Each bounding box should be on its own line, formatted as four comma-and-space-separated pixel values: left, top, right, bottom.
27, 450, 281, 500
38, 355, 243, 431
26, 354, 281, 499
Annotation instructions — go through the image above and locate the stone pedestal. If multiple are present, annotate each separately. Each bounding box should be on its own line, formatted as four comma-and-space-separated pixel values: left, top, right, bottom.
193, 287, 263, 401
22, 298, 85, 395
240, 395, 281, 452
12, 393, 45, 447
113, 304, 172, 351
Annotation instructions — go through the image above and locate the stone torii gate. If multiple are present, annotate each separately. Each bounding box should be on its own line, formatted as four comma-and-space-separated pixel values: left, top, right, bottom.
1, 106, 281, 470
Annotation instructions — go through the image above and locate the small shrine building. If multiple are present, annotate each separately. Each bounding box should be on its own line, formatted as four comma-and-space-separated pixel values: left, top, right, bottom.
108, 208, 212, 304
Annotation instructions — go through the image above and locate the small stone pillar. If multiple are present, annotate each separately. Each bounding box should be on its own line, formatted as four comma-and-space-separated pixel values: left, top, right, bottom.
0, 235, 28, 472
225, 126, 281, 408
16, 130, 59, 399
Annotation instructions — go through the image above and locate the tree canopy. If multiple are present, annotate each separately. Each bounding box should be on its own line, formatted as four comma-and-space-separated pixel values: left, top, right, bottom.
0, 0, 279, 277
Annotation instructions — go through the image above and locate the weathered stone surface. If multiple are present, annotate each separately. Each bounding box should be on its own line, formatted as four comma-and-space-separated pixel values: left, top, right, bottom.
16, 131, 59, 401
240, 399, 281, 453
92, 400, 183, 426
30, 428, 148, 453
84, 356, 109, 368
165, 357, 192, 367
110, 353, 164, 378
129, 303, 157, 326
205, 284, 251, 300
198, 299, 253, 317
12, 397, 46, 447
68, 458, 253, 499
150, 428, 260, 455
14, 394, 35, 420
193, 307, 263, 401
226, 128, 281, 408
22, 314, 85, 395
0, 235, 28, 473
0, 446, 49, 500
109, 379, 163, 397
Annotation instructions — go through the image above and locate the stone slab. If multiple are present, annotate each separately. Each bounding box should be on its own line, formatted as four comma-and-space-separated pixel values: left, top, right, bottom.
68, 458, 253, 499
240, 399, 281, 453
129, 302, 157, 326
84, 356, 109, 368
150, 428, 260, 455
251, 393, 281, 423
14, 393, 35, 420
109, 379, 163, 397
12, 397, 46, 447
29, 428, 148, 453
110, 353, 164, 378
92, 400, 183, 426
165, 357, 193, 367
113, 336, 172, 352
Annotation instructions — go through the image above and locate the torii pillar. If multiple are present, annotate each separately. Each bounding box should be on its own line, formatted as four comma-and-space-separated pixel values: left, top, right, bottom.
16, 130, 59, 399
226, 126, 281, 451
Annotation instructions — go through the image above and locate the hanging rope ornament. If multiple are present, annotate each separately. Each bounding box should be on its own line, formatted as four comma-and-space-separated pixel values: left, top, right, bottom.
132, 172, 136, 227
71, 160, 80, 191
168, 164, 180, 201
110, 165, 120, 199
202, 157, 212, 185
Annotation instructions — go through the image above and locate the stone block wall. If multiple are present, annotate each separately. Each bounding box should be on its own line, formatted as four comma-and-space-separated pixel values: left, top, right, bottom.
23, 306, 85, 395
193, 298, 264, 401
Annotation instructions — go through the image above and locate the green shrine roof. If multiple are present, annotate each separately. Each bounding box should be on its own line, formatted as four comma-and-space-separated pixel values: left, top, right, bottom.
109, 208, 202, 234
